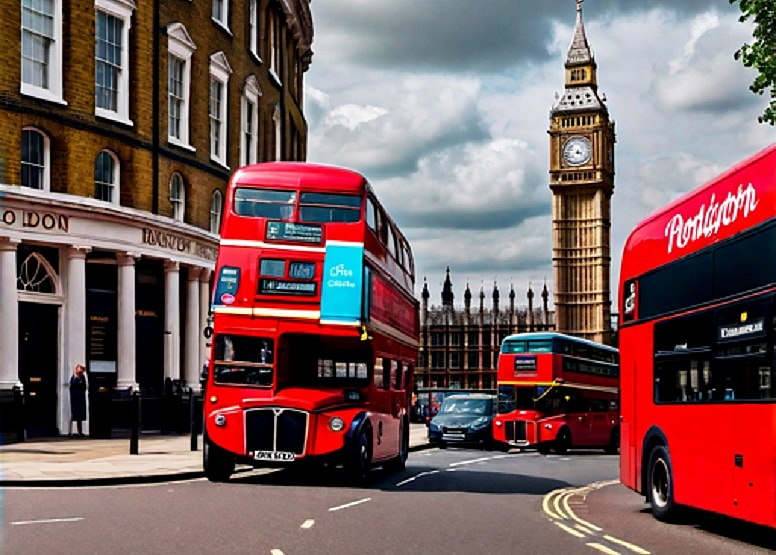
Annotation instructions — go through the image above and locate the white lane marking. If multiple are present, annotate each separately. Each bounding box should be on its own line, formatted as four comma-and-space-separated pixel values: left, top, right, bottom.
11, 517, 84, 526
300, 519, 315, 529
270, 550, 285, 555
448, 456, 491, 467
603, 535, 650, 554
328, 497, 371, 512
395, 470, 439, 487
554, 521, 586, 538
587, 543, 622, 555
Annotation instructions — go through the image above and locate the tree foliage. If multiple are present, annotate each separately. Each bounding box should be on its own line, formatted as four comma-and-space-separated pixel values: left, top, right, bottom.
730, 0, 776, 125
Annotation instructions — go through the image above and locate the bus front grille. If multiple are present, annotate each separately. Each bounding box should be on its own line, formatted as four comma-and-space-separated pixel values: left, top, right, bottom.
506, 420, 527, 442
245, 408, 308, 455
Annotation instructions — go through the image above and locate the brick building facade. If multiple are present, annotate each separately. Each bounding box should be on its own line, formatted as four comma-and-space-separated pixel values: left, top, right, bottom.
416, 268, 555, 391
0, 0, 313, 438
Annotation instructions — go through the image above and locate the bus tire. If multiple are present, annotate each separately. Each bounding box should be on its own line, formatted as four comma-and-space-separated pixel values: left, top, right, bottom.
538, 443, 551, 455
554, 428, 571, 455
203, 433, 235, 483
648, 445, 677, 522
384, 419, 409, 472
347, 429, 372, 484
604, 427, 620, 455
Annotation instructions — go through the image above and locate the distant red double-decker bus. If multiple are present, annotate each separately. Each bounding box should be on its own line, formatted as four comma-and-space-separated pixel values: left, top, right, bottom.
492, 332, 619, 454
619, 143, 776, 526
203, 162, 419, 483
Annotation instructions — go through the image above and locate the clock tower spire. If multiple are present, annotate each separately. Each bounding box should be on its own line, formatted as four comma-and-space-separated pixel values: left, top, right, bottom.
548, 0, 615, 344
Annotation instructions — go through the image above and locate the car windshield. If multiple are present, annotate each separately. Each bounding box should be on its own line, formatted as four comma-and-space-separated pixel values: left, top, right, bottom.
439, 398, 491, 415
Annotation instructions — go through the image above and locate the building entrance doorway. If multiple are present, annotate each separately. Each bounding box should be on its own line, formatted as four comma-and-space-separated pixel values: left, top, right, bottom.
18, 302, 59, 437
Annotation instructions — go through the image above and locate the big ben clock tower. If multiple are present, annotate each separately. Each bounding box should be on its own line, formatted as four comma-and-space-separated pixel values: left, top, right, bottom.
549, 0, 615, 344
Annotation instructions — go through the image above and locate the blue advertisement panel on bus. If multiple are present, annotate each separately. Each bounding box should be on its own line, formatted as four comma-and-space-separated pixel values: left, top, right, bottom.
320, 243, 364, 324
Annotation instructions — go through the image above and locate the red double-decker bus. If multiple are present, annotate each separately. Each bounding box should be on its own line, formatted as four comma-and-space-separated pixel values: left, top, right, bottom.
619, 143, 776, 526
203, 162, 419, 483
492, 332, 619, 454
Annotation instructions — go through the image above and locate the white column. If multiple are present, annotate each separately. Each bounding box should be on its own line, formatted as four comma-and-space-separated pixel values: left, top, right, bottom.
184, 267, 201, 387
117, 253, 138, 390
65, 246, 90, 434
199, 269, 212, 378
164, 260, 180, 381
0, 239, 20, 388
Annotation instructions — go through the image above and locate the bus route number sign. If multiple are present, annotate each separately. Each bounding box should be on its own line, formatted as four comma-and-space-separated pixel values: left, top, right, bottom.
514, 356, 537, 374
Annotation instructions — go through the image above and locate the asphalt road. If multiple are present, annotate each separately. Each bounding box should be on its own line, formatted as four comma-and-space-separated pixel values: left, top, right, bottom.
2, 447, 774, 555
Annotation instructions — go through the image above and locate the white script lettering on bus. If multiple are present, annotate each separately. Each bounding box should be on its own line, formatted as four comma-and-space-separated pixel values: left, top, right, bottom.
664, 183, 759, 254
328, 263, 355, 288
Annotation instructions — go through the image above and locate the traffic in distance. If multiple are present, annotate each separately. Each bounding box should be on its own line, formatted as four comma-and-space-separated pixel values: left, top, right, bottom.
492, 332, 619, 454
619, 142, 776, 529
202, 162, 419, 483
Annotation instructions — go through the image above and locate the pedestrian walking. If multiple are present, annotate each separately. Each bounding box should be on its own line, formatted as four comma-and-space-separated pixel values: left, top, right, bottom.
69, 364, 87, 437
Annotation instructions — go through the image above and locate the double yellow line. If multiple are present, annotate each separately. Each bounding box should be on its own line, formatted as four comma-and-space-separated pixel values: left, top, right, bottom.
542, 480, 651, 555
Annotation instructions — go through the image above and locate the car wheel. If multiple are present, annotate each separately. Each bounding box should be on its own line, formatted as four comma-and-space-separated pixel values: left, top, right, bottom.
203, 433, 235, 482
384, 419, 409, 472
604, 427, 620, 455
648, 445, 677, 522
346, 428, 372, 485
554, 428, 571, 455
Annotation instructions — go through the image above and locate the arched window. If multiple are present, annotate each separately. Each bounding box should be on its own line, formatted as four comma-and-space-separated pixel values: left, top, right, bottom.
170, 172, 185, 221
210, 189, 223, 233
94, 150, 119, 203
21, 128, 50, 190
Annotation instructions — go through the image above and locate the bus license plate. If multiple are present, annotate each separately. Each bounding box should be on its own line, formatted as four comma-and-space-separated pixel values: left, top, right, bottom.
253, 450, 295, 462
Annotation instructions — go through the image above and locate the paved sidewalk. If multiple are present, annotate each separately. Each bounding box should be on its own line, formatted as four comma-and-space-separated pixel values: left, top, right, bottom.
0, 424, 430, 486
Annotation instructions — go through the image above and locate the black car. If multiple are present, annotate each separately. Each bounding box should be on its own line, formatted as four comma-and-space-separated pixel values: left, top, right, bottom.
427, 393, 497, 449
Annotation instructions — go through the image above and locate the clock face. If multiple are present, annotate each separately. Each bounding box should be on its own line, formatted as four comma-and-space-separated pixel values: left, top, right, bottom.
562, 136, 592, 166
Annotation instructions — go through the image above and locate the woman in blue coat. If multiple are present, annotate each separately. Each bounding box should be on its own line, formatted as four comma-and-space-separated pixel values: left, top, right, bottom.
69, 364, 87, 437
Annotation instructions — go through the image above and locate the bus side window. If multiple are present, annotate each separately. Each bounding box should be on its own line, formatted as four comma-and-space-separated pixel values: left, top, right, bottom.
394, 361, 403, 390
366, 197, 377, 231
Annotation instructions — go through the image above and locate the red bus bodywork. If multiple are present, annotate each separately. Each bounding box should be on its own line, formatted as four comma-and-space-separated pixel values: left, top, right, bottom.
204, 162, 419, 482
492, 332, 619, 454
619, 143, 776, 526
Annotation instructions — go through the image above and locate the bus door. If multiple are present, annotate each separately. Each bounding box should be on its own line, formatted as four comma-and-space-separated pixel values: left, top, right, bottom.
565, 393, 593, 445
370, 357, 392, 460
588, 398, 611, 445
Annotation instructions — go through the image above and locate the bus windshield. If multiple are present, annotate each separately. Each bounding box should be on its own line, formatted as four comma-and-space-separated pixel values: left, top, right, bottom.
498, 384, 563, 413
234, 188, 295, 219
299, 192, 362, 223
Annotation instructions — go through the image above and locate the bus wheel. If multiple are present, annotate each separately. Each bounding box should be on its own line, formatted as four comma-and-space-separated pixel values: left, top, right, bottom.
554, 428, 571, 455
203, 434, 235, 482
347, 429, 372, 484
538, 444, 551, 455
648, 445, 676, 522
384, 420, 409, 472
604, 427, 620, 455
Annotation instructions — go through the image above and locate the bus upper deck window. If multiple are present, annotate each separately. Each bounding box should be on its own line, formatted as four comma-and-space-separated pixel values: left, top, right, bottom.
299, 192, 361, 223
234, 188, 295, 220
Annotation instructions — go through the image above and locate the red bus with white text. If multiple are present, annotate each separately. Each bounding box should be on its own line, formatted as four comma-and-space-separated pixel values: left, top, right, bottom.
492, 332, 619, 454
203, 162, 419, 483
619, 143, 776, 526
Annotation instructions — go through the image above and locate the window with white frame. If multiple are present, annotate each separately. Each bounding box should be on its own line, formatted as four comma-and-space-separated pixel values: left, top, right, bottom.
241, 75, 261, 166
94, 150, 119, 204
212, 0, 228, 30
170, 172, 185, 221
94, 0, 135, 125
268, 8, 279, 82
248, 0, 259, 59
209, 52, 232, 166
166, 23, 196, 148
21, 0, 65, 104
21, 127, 50, 191
210, 189, 223, 234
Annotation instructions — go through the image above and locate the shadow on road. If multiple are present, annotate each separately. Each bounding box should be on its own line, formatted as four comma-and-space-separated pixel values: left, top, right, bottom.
639, 506, 776, 551
231, 463, 571, 495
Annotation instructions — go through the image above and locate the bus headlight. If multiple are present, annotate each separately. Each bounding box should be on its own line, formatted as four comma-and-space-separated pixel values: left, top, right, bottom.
544, 424, 553, 430
495, 420, 503, 427
328, 417, 345, 432
215, 414, 227, 427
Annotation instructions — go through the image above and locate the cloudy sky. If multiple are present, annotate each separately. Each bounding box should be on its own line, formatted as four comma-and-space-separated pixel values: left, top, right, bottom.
303, 0, 774, 311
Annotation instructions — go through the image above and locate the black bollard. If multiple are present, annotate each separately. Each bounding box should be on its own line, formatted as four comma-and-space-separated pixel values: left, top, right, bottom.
190, 388, 198, 451
129, 389, 140, 455
12, 384, 24, 443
